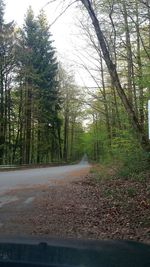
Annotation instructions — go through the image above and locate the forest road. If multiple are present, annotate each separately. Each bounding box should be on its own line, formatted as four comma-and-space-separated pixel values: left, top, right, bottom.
0, 161, 90, 235
0, 161, 90, 194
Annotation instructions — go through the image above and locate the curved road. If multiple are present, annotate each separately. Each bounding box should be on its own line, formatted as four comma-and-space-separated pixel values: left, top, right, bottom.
0, 161, 90, 193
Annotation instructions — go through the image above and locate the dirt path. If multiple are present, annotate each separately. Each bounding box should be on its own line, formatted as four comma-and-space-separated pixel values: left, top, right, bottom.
0, 167, 149, 244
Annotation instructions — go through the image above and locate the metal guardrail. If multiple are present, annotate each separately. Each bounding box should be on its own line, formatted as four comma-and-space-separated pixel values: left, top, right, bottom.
0, 162, 80, 171
0, 165, 17, 169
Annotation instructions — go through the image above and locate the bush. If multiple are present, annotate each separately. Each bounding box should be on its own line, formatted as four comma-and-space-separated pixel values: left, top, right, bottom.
117, 150, 150, 179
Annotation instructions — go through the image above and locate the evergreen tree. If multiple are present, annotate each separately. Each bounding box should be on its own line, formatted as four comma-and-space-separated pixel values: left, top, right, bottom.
0, 0, 4, 26
0, 0, 5, 164
15, 8, 60, 164
16, 6, 38, 164
0, 0, 15, 164
35, 10, 60, 162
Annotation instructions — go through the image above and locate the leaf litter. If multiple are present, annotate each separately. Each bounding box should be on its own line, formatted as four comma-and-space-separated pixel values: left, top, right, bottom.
0, 168, 149, 243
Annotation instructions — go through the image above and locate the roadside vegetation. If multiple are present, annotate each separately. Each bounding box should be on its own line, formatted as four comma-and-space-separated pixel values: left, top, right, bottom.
6, 165, 149, 243
0, 0, 150, 241
0, 0, 150, 167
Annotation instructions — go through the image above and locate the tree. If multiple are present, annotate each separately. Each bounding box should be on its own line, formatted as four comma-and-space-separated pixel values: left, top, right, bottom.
44, 0, 149, 150
0, 0, 15, 164
79, 0, 150, 151
58, 65, 84, 161
14, 8, 60, 164
35, 10, 60, 162
16, 7, 39, 164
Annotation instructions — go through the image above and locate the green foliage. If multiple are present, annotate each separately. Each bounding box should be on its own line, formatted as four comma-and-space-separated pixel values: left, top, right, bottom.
90, 163, 117, 182
0, 0, 5, 25
0, 1, 86, 165
15, 8, 61, 163
1, 0, 150, 168
0, 0, 15, 164
101, 185, 137, 199
117, 150, 150, 179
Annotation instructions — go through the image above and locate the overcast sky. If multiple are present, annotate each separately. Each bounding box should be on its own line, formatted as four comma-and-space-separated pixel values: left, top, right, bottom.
5, 1, 76, 56
4, 0, 96, 87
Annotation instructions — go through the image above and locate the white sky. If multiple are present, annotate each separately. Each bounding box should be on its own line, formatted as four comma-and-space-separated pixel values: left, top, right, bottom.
5, 0, 76, 57
4, 0, 96, 87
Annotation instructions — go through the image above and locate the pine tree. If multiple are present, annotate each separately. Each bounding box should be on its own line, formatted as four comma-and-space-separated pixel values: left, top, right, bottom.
35, 10, 60, 162
17, 7, 38, 164
0, 0, 4, 27
0, 0, 15, 164
16, 8, 60, 164
0, 0, 5, 164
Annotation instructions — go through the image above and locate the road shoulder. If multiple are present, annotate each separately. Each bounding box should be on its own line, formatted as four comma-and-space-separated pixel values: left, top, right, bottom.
0, 168, 149, 244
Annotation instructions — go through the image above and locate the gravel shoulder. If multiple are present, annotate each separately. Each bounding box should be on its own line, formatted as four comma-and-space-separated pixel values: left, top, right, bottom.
0, 167, 149, 244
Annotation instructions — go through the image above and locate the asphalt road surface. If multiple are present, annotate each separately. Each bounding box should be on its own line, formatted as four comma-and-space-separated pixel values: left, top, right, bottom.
0, 161, 90, 193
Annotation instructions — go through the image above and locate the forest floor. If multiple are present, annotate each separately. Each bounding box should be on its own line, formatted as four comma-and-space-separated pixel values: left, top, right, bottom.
0, 165, 149, 244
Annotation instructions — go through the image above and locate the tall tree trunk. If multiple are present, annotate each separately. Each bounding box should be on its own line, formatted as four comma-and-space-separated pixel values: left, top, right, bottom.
57, 124, 62, 161
37, 122, 41, 164
0, 69, 4, 164
135, 1, 144, 129
7, 83, 11, 164
122, 0, 133, 105
63, 110, 69, 161
81, 0, 150, 150
25, 82, 32, 164
70, 118, 75, 160
99, 49, 112, 145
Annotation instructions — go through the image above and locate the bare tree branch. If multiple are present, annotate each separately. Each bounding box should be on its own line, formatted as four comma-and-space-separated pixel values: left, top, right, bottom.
42, 0, 78, 27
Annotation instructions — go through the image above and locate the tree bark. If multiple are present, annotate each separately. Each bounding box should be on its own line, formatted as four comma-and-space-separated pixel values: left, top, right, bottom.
63, 109, 69, 161
122, 0, 133, 105
81, 0, 150, 151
